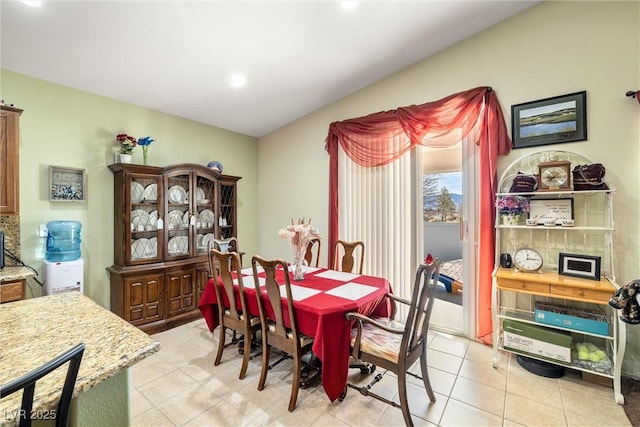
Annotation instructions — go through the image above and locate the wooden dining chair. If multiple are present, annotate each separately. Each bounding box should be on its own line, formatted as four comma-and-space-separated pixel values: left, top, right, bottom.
0, 343, 85, 427
211, 249, 261, 379
213, 236, 239, 254
341, 258, 442, 427
333, 239, 365, 274
252, 255, 314, 412
304, 238, 321, 268
208, 237, 241, 277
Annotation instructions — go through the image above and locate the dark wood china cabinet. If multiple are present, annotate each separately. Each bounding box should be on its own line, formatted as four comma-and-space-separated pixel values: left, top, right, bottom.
107, 163, 240, 333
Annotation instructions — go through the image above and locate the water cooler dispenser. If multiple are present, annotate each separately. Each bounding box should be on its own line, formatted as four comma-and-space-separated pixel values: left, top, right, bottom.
44, 220, 84, 295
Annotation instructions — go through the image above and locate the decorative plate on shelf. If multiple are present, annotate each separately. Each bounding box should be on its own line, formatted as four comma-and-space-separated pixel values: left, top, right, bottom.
183, 211, 193, 226
168, 185, 187, 204
143, 183, 157, 201
196, 187, 206, 202
148, 237, 157, 257
168, 210, 186, 228
168, 236, 189, 254
149, 210, 158, 228
199, 209, 215, 226
131, 209, 150, 229
202, 233, 216, 251
131, 182, 145, 203
131, 238, 153, 259
187, 187, 207, 204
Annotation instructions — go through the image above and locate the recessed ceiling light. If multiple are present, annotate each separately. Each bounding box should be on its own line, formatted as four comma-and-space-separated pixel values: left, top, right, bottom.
21, 1, 42, 7
340, 1, 359, 11
230, 73, 246, 88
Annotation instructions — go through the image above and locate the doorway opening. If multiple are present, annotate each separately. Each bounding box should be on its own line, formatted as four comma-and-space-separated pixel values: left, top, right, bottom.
421, 144, 465, 335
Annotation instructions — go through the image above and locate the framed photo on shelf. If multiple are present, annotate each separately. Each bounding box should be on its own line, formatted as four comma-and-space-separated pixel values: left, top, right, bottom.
528, 198, 573, 225
49, 165, 86, 202
511, 91, 587, 149
558, 253, 601, 281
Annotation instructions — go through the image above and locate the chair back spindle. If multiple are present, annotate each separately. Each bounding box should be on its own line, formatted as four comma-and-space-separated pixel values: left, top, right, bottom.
333, 240, 364, 274
304, 238, 321, 268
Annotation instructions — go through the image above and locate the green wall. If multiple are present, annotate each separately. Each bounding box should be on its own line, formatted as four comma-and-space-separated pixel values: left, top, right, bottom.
0, 69, 259, 308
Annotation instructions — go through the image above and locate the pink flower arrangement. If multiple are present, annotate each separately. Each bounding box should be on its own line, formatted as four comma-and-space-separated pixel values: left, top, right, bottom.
278, 217, 321, 280
116, 133, 137, 154
278, 217, 321, 250
496, 195, 530, 215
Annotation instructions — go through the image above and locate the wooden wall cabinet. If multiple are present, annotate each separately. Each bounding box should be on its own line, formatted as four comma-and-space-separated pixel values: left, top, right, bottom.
107, 163, 240, 333
0, 106, 23, 215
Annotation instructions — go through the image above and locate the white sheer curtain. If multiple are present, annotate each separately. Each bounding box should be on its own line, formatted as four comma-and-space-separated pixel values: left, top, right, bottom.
338, 139, 421, 321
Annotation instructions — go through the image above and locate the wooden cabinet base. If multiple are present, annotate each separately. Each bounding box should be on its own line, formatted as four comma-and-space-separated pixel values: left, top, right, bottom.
107, 258, 209, 332
137, 310, 203, 335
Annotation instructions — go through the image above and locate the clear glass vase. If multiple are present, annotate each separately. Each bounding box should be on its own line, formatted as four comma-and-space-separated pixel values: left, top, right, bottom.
292, 245, 306, 281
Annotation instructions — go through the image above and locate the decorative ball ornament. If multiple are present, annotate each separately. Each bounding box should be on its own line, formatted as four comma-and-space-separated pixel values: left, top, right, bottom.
207, 161, 223, 174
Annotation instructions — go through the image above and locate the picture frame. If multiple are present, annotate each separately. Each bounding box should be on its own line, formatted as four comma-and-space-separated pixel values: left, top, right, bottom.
49, 165, 86, 202
511, 91, 587, 149
528, 198, 573, 225
558, 253, 601, 281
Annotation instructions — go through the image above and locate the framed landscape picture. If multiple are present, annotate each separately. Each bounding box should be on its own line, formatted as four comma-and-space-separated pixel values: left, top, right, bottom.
511, 91, 587, 148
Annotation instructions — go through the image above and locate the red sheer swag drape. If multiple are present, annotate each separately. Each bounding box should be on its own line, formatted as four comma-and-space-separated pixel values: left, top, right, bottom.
324, 86, 511, 344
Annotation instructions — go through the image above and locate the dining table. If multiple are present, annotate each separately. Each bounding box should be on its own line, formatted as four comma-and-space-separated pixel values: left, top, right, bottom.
198, 265, 392, 402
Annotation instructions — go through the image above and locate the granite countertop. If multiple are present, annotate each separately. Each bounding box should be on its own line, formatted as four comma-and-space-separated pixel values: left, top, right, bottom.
0, 266, 35, 282
0, 292, 160, 423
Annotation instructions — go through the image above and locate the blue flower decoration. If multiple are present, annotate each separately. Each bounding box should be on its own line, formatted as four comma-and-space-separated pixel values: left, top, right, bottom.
138, 136, 154, 146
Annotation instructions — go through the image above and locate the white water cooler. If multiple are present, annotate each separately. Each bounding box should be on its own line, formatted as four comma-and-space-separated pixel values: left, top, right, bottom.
44, 259, 84, 295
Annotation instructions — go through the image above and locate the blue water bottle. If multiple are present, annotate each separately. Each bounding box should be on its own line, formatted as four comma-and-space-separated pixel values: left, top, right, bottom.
45, 220, 82, 262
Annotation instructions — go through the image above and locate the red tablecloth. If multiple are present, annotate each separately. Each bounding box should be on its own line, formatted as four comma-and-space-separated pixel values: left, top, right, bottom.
198, 266, 392, 402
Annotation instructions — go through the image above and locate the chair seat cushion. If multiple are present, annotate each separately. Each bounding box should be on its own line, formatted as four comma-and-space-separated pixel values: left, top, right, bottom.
267, 321, 314, 347
350, 317, 404, 363
223, 309, 261, 326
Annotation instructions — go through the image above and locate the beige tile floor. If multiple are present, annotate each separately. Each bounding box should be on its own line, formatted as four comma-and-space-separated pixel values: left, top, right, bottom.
129, 319, 631, 427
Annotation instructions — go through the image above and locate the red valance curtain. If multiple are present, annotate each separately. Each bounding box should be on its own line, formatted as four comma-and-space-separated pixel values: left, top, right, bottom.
324, 86, 511, 344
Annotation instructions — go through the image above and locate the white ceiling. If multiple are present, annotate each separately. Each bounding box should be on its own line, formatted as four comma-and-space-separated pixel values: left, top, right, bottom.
1, 0, 538, 138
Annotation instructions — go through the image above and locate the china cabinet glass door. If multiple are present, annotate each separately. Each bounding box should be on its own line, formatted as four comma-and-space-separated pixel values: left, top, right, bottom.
193, 172, 216, 256
218, 180, 236, 240
126, 173, 163, 265
165, 171, 191, 259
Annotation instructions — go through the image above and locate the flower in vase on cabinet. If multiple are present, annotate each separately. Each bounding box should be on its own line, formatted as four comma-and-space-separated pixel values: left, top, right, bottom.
116, 133, 137, 154
137, 136, 155, 165
496, 195, 529, 225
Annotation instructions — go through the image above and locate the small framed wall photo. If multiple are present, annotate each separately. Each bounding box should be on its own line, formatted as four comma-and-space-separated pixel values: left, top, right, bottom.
558, 253, 601, 281
511, 91, 587, 149
49, 165, 86, 202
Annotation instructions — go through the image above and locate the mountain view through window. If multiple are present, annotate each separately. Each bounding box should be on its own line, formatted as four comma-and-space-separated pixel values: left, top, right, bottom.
423, 171, 462, 223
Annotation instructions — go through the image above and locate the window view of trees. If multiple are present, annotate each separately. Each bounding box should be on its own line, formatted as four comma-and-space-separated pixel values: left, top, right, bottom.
423, 172, 462, 223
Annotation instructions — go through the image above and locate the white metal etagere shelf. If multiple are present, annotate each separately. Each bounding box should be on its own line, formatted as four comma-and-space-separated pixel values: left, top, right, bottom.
491, 150, 625, 404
